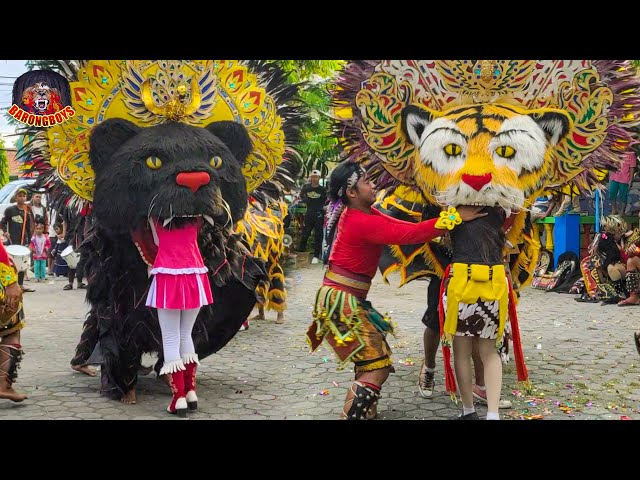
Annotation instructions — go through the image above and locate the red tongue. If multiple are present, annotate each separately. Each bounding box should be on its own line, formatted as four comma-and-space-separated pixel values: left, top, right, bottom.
503, 211, 516, 231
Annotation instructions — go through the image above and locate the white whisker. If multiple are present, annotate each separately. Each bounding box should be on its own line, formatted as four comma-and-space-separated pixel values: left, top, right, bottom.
147, 194, 159, 224
221, 198, 233, 227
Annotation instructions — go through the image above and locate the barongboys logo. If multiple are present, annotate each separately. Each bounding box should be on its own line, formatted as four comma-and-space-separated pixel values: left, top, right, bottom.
9, 69, 75, 127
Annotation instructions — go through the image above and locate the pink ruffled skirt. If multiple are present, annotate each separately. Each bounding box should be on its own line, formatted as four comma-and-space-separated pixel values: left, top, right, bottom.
146, 270, 213, 310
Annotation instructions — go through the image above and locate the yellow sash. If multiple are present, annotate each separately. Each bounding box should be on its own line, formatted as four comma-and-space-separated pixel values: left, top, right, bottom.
444, 263, 509, 346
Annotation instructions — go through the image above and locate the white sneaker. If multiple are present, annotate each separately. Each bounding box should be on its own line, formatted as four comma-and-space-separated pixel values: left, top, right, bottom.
311, 257, 319, 264
418, 362, 435, 398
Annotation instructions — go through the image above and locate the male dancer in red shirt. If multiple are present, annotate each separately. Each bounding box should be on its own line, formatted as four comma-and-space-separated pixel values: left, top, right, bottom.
307, 161, 486, 419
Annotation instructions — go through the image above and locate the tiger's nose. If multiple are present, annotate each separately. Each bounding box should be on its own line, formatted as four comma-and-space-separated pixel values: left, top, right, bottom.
461, 173, 492, 191
176, 171, 210, 192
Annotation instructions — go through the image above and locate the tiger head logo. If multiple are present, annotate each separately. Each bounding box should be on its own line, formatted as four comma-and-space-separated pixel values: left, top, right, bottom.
21, 82, 63, 115
12, 69, 72, 118
401, 103, 572, 216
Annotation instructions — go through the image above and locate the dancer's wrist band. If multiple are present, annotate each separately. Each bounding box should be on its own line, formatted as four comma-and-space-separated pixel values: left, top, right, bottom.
435, 207, 462, 230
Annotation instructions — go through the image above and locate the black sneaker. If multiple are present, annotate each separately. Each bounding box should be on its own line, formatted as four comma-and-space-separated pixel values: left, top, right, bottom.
601, 297, 622, 305
453, 411, 480, 420
575, 294, 598, 303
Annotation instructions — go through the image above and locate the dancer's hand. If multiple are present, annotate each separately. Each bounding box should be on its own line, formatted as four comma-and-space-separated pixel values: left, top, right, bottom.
456, 206, 488, 222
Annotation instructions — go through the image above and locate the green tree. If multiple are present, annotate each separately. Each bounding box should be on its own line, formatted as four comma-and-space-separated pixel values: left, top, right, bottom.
271, 61, 345, 181
25, 60, 85, 77
0, 138, 10, 187
273, 60, 345, 83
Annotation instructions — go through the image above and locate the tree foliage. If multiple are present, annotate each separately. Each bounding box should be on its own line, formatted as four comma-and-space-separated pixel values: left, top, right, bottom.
273, 60, 345, 83
271, 61, 344, 181
0, 138, 10, 187
26, 60, 85, 78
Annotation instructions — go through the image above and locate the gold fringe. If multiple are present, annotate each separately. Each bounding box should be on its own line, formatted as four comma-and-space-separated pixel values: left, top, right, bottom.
305, 335, 314, 352
385, 243, 441, 287
268, 288, 286, 297
517, 235, 540, 290
379, 197, 423, 220
404, 269, 438, 285
355, 358, 393, 372
266, 298, 287, 313
269, 272, 285, 282
380, 264, 399, 284
505, 211, 527, 248
267, 286, 287, 313
0, 320, 25, 338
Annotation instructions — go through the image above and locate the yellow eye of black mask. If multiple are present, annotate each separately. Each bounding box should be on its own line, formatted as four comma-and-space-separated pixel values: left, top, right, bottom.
443, 144, 462, 156
210, 156, 223, 169
145, 156, 162, 169
496, 146, 516, 159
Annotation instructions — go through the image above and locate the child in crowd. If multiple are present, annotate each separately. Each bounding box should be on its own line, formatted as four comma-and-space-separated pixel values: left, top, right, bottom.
50, 224, 69, 277
29, 222, 50, 283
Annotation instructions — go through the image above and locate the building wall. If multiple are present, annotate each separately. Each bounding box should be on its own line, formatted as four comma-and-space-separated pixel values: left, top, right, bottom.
5, 149, 20, 178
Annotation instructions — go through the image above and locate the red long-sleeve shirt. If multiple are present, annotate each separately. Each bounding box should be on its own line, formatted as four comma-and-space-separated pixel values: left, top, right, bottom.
328, 207, 443, 279
0, 243, 12, 267
0, 241, 18, 287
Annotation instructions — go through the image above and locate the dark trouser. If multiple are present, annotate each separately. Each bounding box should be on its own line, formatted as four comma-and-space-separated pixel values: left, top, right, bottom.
12, 240, 30, 287
69, 251, 88, 285
421, 276, 442, 334
297, 212, 324, 258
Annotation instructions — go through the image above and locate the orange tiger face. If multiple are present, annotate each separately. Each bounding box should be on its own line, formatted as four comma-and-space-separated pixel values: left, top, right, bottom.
401, 103, 572, 215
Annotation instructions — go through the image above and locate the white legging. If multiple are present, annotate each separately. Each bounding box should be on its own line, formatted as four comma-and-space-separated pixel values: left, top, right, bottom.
157, 308, 200, 363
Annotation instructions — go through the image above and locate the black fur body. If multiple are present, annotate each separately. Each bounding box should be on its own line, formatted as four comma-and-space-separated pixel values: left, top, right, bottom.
73, 119, 266, 398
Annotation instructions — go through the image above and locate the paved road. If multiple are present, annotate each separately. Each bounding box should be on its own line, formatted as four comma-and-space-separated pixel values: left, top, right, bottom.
1, 265, 639, 420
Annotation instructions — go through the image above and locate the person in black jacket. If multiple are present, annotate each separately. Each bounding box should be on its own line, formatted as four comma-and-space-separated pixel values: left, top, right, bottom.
0, 188, 35, 292
61, 207, 92, 290
296, 170, 327, 264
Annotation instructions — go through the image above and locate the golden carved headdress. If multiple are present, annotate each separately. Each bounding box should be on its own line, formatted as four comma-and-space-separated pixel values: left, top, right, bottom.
25, 60, 300, 210
335, 60, 640, 194
334, 61, 640, 289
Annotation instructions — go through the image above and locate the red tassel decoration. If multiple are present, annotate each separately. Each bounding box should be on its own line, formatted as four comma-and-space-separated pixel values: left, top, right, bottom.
438, 264, 457, 396
507, 277, 528, 383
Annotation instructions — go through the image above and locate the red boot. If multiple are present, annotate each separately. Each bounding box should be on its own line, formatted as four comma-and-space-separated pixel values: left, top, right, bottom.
166, 370, 187, 417
184, 362, 198, 411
